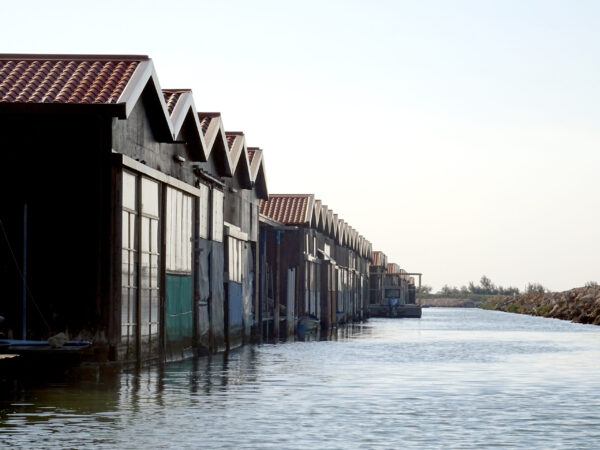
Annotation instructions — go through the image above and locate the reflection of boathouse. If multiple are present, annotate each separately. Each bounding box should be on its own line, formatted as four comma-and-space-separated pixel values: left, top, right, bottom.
0, 53, 421, 364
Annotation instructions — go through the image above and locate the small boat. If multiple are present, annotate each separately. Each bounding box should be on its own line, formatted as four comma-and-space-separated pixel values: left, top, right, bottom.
0, 339, 92, 354
368, 302, 422, 318
297, 315, 320, 333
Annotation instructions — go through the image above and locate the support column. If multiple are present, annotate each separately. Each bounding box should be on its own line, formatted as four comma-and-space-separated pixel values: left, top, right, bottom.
274, 230, 281, 339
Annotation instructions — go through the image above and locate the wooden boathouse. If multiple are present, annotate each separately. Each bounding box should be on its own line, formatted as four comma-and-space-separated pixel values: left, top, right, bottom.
0, 54, 267, 362
369, 252, 421, 318
258, 194, 372, 337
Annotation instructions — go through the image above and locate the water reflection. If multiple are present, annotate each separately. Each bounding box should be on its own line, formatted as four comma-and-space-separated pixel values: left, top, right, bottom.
2, 310, 600, 449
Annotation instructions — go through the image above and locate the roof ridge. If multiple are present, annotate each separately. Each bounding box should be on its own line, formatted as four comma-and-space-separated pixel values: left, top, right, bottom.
162, 88, 192, 93
0, 54, 149, 61
268, 193, 312, 197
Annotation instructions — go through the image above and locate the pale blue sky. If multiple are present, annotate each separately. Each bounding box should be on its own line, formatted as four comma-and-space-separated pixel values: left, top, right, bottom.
4, 0, 599, 291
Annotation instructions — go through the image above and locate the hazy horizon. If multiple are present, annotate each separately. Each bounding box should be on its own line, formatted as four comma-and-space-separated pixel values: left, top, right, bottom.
3, 0, 599, 291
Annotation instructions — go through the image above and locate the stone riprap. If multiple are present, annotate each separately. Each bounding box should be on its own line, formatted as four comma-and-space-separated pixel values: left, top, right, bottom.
481, 286, 600, 325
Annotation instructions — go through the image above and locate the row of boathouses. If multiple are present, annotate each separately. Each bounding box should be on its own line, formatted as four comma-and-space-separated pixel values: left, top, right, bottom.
0, 54, 419, 364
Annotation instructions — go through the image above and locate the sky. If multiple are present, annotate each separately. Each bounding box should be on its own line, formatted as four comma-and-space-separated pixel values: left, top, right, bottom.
3, 0, 600, 292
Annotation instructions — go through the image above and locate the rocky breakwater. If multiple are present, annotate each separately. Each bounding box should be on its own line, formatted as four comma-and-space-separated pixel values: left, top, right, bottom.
481, 286, 600, 325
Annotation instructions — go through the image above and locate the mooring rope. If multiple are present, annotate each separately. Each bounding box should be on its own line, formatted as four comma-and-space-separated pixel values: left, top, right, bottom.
0, 218, 51, 333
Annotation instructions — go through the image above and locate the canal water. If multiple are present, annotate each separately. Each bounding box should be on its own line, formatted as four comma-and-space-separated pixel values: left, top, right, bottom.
2, 308, 600, 449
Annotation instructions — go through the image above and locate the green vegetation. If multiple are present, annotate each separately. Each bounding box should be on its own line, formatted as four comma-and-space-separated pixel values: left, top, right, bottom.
535, 304, 552, 316
424, 275, 547, 298
433, 275, 522, 297
480, 297, 503, 310
506, 303, 520, 313
525, 283, 547, 294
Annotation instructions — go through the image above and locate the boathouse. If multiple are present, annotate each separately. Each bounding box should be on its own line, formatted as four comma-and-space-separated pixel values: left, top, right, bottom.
258, 194, 372, 336
0, 54, 267, 362
369, 252, 421, 318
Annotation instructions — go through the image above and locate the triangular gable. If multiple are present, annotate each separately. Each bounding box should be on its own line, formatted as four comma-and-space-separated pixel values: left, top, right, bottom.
326, 208, 334, 237
247, 147, 268, 200
198, 112, 233, 177
116, 58, 174, 141
0, 54, 184, 144
349, 227, 357, 250
338, 220, 346, 246
332, 214, 339, 240
337, 217, 345, 243
313, 200, 322, 231
321, 206, 330, 235
346, 225, 352, 248
226, 131, 252, 189
162, 89, 207, 162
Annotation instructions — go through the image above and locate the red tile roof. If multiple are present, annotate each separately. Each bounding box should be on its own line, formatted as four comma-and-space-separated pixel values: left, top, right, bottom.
247, 147, 256, 164
372, 251, 387, 267
226, 133, 236, 149
162, 89, 190, 115
226, 131, 245, 151
387, 263, 400, 274
0, 55, 144, 104
199, 116, 211, 134
260, 194, 312, 225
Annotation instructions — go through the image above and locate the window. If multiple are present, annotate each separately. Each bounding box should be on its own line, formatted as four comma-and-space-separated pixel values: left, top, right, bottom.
121, 171, 137, 341
198, 183, 209, 239
166, 187, 192, 273
140, 178, 160, 340
250, 204, 257, 242
121, 172, 160, 346
227, 237, 243, 283
212, 189, 223, 242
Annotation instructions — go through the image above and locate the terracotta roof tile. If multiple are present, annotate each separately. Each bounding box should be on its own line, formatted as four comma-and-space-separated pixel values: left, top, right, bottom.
0, 57, 142, 104
198, 112, 221, 135
226, 134, 236, 149
162, 89, 190, 115
260, 194, 312, 225
247, 148, 256, 163
387, 263, 400, 274
372, 251, 387, 267
199, 116, 211, 134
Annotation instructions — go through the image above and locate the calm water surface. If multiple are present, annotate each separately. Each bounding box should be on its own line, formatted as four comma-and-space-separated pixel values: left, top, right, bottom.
2, 308, 600, 449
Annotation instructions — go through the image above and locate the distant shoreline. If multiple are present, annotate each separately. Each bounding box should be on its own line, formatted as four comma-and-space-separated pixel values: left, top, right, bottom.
479, 286, 600, 325
419, 297, 483, 308
421, 288, 600, 326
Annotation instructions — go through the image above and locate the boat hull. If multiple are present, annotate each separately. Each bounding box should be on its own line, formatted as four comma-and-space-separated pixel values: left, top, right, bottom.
368, 304, 422, 319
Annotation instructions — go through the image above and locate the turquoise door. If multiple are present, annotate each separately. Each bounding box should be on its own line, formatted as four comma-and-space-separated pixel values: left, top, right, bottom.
166, 273, 193, 359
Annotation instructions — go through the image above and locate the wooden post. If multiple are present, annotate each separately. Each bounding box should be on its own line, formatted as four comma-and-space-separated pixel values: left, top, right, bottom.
273, 230, 281, 339
22, 204, 27, 340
